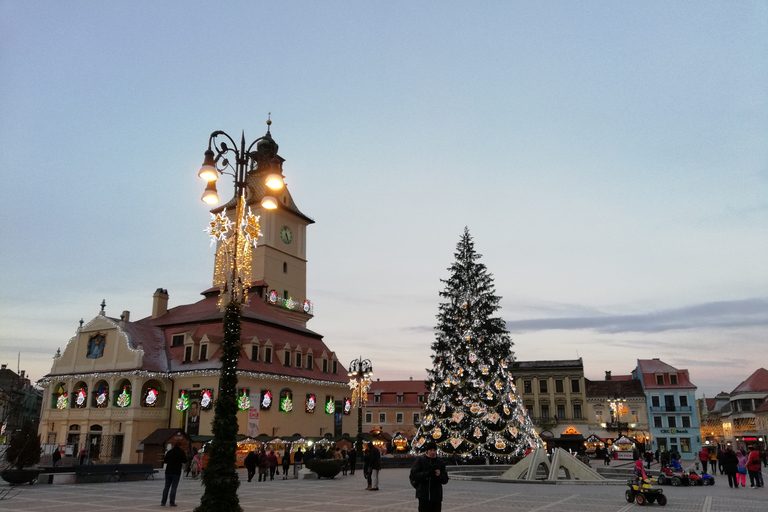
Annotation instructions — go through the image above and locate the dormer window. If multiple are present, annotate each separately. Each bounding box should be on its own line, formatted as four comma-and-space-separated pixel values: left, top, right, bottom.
264, 347, 272, 364
322, 359, 328, 373
295, 352, 302, 367
306, 355, 313, 370
670, 374, 678, 385
184, 346, 192, 363
397, 394, 403, 403
656, 375, 664, 385
284, 350, 291, 367
332, 360, 338, 374
171, 334, 184, 347
251, 345, 259, 362
199, 344, 208, 361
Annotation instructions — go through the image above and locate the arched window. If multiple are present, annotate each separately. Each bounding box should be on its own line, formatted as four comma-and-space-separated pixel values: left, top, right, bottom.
114, 379, 132, 408
141, 379, 165, 408
73, 381, 88, 409
52, 382, 68, 409
92, 380, 110, 408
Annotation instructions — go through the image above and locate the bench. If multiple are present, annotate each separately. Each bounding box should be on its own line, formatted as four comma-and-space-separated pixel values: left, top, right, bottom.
75, 463, 157, 483
116, 463, 158, 481
75, 464, 120, 482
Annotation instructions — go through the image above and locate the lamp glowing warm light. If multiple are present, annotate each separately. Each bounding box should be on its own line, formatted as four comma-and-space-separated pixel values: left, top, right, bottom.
265, 173, 284, 190
261, 196, 278, 209
198, 149, 218, 182
201, 181, 219, 204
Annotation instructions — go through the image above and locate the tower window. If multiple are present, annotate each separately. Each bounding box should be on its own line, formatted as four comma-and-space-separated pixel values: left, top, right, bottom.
283, 290, 289, 300
283, 262, 288, 273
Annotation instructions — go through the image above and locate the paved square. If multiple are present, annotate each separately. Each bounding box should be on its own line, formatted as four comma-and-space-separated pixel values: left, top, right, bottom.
0, 467, 765, 512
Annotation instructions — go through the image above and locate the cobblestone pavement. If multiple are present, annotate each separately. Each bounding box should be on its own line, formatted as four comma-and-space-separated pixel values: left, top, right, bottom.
0, 467, 765, 512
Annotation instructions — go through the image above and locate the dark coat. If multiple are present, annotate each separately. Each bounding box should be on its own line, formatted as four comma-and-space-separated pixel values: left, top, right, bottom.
163, 446, 187, 476
369, 446, 381, 470
244, 451, 257, 470
721, 450, 739, 474
411, 455, 449, 502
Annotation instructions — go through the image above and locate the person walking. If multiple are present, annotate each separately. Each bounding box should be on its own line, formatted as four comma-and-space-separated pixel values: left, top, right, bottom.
293, 447, 304, 478
257, 448, 268, 482
190, 451, 200, 479
348, 446, 357, 475
411, 441, 449, 512
367, 441, 381, 491
52, 448, 62, 467
282, 447, 291, 480
747, 447, 764, 488
644, 449, 654, 470
709, 449, 718, 475
736, 450, 748, 487
698, 447, 709, 474
721, 448, 739, 489
161, 442, 187, 507
244, 449, 257, 482
267, 450, 278, 480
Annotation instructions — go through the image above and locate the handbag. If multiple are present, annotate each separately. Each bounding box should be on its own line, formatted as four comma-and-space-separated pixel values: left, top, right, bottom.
737, 466, 747, 474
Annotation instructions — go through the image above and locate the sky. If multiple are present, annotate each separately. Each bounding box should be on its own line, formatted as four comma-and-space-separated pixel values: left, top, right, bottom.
1, 2, 766, 400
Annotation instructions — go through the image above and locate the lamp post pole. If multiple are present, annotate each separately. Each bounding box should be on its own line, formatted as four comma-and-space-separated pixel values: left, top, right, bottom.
195, 122, 283, 512
348, 357, 373, 452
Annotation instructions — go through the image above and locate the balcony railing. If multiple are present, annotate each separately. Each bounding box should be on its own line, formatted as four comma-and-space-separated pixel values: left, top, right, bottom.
650, 406, 691, 413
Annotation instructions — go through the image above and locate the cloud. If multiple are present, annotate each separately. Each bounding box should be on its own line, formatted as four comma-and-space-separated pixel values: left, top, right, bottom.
506, 298, 768, 334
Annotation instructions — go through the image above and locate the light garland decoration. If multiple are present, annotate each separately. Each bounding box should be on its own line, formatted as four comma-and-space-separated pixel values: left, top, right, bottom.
267, 290, 278, 304
305, 394, 316, 413
240, 208, 261, 245
95, 386, 108, 408
303, 300, 311, 313
238, 389, 250, 411
116, 387, 131, 407
325, 396, 334, 414
200, 389, 213, 410
75, 388, 87, 408
205, 209, 233, 243
176, 390, 190, 412
261, 390, 272, 410
343, 398, 352, 415
56, 386, 68, 409
280, 392, 293, 412
143, 387, 159, 407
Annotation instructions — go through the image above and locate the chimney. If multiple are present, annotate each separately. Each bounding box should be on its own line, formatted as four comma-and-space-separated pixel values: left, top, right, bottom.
152, 288, 169, 318
121, 310, 130, 323
605, 371, 612, 381
20, 370, 25, 379
1, 364, 6, 370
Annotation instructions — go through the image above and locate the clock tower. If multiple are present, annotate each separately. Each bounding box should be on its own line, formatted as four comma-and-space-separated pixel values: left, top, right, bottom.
210, 123, 314, 325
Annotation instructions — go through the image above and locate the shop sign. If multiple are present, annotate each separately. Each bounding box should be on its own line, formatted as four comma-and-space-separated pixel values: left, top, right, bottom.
659, 429, 689, 434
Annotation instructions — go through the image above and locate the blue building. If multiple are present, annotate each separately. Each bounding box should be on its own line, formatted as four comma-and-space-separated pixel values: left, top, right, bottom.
633, 359, 700, 460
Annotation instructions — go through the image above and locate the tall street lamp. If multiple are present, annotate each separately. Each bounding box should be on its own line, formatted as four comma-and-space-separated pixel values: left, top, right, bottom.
608, 396, 628, 437
195, 120, 284, 512
348, 357, 373, 452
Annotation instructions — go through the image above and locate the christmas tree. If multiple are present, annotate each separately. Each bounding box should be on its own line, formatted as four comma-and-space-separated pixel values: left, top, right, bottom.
412, 228, 543, 458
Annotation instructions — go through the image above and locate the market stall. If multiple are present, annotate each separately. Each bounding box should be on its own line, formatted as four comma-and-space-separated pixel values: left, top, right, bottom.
584, 434, 605, 458
612, 435, 637, 460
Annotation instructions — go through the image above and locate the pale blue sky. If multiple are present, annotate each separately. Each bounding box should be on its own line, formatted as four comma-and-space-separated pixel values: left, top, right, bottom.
1, 2, 766, 398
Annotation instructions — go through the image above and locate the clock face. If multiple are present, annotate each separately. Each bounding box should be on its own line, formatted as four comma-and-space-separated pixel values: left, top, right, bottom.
280, 225, 292, 244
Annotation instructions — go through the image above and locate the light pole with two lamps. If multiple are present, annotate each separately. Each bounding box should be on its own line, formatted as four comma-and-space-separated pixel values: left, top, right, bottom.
194, 120, 284, 512
348, 357, 373, 453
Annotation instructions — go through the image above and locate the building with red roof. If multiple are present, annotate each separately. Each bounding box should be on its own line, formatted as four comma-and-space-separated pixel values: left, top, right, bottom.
633, 358, 700, 460
36, 126, 355, 464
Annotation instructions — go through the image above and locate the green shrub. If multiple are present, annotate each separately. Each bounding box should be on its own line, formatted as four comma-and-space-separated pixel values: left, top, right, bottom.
305, 458, 343, 479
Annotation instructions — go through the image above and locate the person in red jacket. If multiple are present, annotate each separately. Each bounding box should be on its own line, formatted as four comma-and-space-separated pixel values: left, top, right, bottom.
746, 447, 764, 488
698, 447, 710, 474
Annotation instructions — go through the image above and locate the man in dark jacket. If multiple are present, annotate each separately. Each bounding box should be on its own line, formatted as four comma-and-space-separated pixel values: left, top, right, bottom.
410, 441, 449, 512
244, 450, 257, 482
162, 442, 187, 507
368, 441, 381, 490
